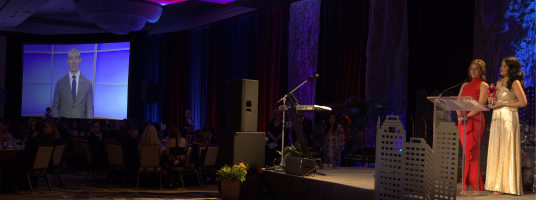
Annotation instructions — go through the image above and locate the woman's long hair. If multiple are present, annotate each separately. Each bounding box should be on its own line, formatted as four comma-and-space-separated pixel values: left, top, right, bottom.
271, 109, 282, 122
501, 57, 525, 90
324, 113, 340, 134
467, 59, 486, 82
25, 120, 37, 141
45, 121, 61, 139
194, 129, 207, 145
141, 125, 160, 145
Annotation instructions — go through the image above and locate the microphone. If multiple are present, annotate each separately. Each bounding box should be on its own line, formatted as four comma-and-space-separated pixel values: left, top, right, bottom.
306, 74, 319, 80
438, 78, 468, 98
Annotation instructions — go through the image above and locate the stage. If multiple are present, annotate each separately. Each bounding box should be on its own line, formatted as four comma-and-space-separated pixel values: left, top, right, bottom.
263, 167, 535, 200
263, 167, 375, 200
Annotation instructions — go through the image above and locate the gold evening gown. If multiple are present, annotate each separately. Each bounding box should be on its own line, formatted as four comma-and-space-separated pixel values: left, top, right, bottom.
484, 79, 523, 195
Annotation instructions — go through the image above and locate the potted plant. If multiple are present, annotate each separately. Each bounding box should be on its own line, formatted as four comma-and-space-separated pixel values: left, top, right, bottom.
216, 162, 248, 200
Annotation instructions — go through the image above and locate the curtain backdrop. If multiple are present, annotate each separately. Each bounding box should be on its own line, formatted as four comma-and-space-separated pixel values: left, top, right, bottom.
161, 6, 290, 135
288, 0, 321, 122
365, 0, 408, 124
316, 0, 369, 110
473, 0, 535, 88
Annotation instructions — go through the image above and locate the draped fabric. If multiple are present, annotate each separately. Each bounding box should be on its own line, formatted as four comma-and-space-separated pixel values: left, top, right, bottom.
473, 0, 535, 88
365, 0, 408, 123
288, 0, 321, 122
163, 30, 190, 131
317, 0, 369, 108
162, 6, 290, 135
138, 34, 167, 123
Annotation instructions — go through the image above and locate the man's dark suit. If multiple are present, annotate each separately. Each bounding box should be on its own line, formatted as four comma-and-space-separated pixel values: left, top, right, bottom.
291, 117, 313, 147
87, 132, 106, 167
52, 73, 93, 118
182, 133, 196, 144
208, 134, 219, 145
117, 134, 139, 170
57, 125, 71, 143
103, 129, 123, 141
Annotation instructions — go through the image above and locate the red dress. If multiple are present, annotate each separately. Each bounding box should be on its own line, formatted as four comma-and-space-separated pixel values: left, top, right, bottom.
457, 78, 485, 191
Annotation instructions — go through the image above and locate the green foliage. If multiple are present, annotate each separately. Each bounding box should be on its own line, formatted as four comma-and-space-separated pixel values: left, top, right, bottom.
216, 162, 249, 181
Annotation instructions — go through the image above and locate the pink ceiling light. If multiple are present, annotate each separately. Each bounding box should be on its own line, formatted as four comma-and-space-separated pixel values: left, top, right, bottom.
199, 0, 235, 4
146, 0, 187, 5
75, 0, 163, 35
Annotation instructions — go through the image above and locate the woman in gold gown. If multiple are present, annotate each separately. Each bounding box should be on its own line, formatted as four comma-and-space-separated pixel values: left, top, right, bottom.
485, 57, 527, 195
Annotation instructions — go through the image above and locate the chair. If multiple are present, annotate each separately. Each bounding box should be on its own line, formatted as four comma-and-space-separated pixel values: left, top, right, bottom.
83, 140, 101, 182
49, 143, 67, 188
168, 146, 203, 190
105, 143, 129, 186
137, 144, 162, 190
103, 138, 116, 143
72, 137, 85, 156
197, 146, 219, 186
27, 144, 55, 194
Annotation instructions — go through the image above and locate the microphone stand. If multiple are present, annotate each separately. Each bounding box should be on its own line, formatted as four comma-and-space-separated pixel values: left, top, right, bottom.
275, 76, 316, 170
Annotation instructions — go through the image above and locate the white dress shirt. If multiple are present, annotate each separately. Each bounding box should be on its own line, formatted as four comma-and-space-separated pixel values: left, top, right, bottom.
69, 71, 81, 96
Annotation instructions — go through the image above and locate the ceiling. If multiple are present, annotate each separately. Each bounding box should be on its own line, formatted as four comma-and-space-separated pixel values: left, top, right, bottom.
0, 0, 300, 35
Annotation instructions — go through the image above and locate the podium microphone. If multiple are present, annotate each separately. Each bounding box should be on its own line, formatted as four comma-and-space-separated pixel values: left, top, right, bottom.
438, 78, 468, 98
305, 74, 319, 80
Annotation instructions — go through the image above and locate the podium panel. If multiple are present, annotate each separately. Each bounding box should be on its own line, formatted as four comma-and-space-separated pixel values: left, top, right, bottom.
428, 96, 489, 197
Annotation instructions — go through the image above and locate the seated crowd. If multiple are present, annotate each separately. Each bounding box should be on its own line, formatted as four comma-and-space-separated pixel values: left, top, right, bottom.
0, 112, 220, 193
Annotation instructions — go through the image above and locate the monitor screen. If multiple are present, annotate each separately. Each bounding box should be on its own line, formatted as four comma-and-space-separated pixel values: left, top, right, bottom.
21, 42, 130, 120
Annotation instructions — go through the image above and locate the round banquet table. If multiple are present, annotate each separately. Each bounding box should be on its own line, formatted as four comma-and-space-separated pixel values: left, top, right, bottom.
0, 149, 23, 164
0, 149, 23, 187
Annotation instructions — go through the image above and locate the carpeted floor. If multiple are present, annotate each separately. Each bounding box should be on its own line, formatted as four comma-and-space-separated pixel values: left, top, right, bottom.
0, 167, 221, 200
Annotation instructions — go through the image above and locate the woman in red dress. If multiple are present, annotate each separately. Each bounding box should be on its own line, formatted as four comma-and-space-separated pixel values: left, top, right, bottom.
456, 59, 489, 191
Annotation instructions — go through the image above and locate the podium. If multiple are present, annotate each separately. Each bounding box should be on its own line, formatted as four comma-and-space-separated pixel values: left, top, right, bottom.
427, 96, 489, 196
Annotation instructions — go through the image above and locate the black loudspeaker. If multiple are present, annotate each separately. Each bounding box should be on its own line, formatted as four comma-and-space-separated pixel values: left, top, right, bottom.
226, 79, 259, 132
285, 156, 315, 176
141, 81, 161, 104
216, 131, 265, 169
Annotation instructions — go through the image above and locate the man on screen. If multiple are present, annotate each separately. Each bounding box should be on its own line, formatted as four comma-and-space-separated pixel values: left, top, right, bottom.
52, 49, 94, 119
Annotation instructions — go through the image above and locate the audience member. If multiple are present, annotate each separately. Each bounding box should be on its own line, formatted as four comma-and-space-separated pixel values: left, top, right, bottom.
202, 126, 219, 145
23, 120, 38, 145
153, 122, 162, 138
140, 121, 150, 135
26, 118, 36, 130
139, 125, 162, 155
57, 117, 71, 142
163, 126, 186, 188
103, 121, 123, 141
3, 120, 64, 192
265, 109, 289, 167
44, 121, 62, 139
192, 129, 208, 146
182, 110, 193, 133
118, 127, 140, 171
87, 121, 106, 166
182, 124, 196, 144
80, 123, 92, 137
0, 119, 14, 142
120, 119, 129, 133
68, 120, 79, 136
8, 119, 26, 140
43, 107, 53, 120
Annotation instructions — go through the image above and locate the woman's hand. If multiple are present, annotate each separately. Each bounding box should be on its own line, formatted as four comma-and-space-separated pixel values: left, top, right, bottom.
487, 97, 495, 104
457, 115, 465, 124
489, 102, 505, 109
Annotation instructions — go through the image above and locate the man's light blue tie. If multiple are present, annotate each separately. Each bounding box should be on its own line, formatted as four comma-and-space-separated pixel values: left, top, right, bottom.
72, 75, 76, 103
